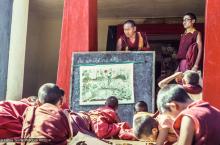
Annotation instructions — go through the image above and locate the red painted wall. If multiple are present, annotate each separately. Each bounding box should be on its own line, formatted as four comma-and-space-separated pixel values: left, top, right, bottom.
203, 0, 220, 109
56, 0, 97, 108
117, 23, 204, 37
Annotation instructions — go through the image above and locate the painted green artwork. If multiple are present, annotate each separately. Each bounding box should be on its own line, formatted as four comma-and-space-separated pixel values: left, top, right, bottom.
79, 63, 134, 105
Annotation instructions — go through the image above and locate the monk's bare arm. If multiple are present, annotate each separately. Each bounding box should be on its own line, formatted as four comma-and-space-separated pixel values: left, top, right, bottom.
193, 32, 203, 71
156, 128, 169, 145
116, 38, 122, 51
177, 116, 195, 145
146, 40, 150, 50
144, 34, 150, 50
158, 72, 183, 88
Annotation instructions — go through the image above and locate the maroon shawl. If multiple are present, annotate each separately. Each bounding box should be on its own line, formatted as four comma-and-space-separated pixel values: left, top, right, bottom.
21, 103, 71, 145
0, 99, 32, 139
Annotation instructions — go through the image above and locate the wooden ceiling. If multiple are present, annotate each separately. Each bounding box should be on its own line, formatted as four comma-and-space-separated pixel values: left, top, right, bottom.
29, 0, 205, 19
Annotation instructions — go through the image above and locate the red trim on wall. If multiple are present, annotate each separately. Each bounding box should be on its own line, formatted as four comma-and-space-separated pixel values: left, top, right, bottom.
56, 0, 97, 109
117, 23, 204, 39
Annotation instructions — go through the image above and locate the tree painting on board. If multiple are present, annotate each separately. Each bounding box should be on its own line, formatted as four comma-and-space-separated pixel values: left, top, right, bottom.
79, 63, 134, 105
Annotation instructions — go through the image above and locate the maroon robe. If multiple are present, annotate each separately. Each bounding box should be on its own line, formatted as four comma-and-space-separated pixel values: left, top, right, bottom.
173, 100, 220, 145
118, 128, 137, 140
177, 31, 199, 72
186, 43, 198, 70
88, 106, 131, 139
69, 111, 95, 137
182, 84, 202, 94
21, 103, 71, 145
120, 32, 150, 51
0, 98, 32, 139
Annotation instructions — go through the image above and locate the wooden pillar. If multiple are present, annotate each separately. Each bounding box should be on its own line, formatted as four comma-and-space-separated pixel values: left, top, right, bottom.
203, 0, 220, 109
6, 0, 29, 100
57, 0, 97, 108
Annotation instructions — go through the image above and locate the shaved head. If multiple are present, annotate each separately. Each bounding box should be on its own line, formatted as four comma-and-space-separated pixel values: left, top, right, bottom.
105, 96, 119, 110
38, 83, 64, 105
134, 101, 148, 113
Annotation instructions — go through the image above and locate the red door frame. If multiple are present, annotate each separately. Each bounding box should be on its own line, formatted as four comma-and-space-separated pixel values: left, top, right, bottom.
203, 0, 220, 109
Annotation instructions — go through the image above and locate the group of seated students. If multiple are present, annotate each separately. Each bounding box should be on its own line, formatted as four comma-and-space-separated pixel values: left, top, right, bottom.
0, 83, 131, 144
1, 70, 220, 145
130, 70, 220, 145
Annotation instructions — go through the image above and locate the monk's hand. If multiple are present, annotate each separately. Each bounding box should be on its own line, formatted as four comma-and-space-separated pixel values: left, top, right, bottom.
174, 72, 184, 83
174, 72, 184, 78
192, 65, 198, 71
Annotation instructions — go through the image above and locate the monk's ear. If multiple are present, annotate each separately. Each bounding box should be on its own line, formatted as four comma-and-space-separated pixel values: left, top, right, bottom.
59, 97, 64, 105
152, 128, 158, 137
182, 78, 187, 85
166, 102, 179, 112
192, 19, 196, 24
133, 26, 137, 32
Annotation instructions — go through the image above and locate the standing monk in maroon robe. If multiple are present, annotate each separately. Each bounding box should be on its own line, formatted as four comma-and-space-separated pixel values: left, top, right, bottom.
116, 20, 150, 51
88, 96, 130, 139
176, 13, 203, 72
0, 96, 37, 139
21, 83, 72, 145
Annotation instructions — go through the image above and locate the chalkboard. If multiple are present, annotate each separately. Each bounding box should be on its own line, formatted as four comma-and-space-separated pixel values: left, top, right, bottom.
70, 51, 155, 125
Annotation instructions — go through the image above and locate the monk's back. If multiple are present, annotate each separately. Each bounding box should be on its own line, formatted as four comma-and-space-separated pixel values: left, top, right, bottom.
0, 100, 30, 118
0, 100, 31, 139
22, 103, 71, 145
174, 100, 220, 145
191, 101, 220, 145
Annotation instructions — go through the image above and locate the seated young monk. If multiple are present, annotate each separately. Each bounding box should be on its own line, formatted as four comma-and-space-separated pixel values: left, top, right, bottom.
119, 101, 152, 140
158, 70, 202, 101
134, 101, 148, 112
0, 96, 37, 139
21, 83, 72, 145
133, 115, 158, 142
133, 101, 153, 122
157, 71, 202, 145
157, 84, 220, 145
87, 96, 130, 139
133, 101, 177, 145
133, 101, 176, 145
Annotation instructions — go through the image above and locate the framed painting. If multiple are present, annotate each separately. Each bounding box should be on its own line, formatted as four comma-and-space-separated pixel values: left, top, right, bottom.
79, 63, 134, 105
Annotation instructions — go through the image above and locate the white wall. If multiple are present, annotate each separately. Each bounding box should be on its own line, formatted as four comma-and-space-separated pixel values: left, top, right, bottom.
38, 18, 62, 86
23, 13, 62, 97
23, 12, 42, 97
